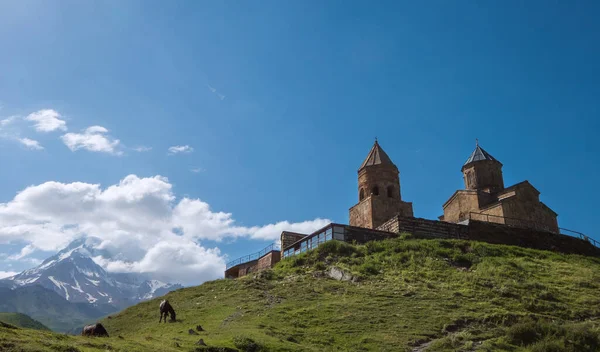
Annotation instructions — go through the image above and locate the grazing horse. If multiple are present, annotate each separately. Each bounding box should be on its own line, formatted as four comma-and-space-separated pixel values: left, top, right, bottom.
159, 299, 176, 323
81, 323, 109, 337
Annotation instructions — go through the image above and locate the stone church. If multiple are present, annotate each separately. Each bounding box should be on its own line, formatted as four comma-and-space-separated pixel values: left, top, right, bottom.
349, 140, 559, 234
225, 140, 598, 279
439, 142, 559, 233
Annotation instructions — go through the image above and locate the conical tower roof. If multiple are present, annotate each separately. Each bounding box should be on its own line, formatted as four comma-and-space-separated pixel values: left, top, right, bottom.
359, 140, 396, 171
463, 141, 501, 166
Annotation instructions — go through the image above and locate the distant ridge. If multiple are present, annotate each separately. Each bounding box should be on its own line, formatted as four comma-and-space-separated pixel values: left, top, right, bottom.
0, 312, 49, 331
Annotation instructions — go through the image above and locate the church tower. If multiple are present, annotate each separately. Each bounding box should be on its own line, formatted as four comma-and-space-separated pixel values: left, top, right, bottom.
461, 141, 504, 194
349, 140, 413, 229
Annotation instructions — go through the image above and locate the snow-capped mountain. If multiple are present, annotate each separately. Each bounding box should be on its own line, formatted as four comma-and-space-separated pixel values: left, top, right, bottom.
1, 238, 182, 310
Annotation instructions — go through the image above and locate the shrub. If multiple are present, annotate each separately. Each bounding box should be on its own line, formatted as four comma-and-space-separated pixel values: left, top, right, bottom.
359, 262, 381, 276
452, 253, 474, 268
564, 322, 600, 351
314, 262, 326, 271
365, 241, 385, 254
529, 339, 564, 352
233, 335, 264, 352
506, 319, 542, 346
316, 240, 360, 258
537, 290, 558, 302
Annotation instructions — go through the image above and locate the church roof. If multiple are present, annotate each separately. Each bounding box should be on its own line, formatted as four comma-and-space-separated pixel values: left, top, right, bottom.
359, 140, 396, 171
464, 143, 500, 166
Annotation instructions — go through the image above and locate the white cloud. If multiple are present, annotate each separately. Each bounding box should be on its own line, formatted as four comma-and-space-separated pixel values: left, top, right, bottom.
7, 244, 36, 260
246, 219, 331, 241
61, 126, 122, 155
0, 271, 18, 279
133, 146, 152, 152
168, 145, 193, 155
25, 109, 67, 132
93, 239, 224, 284
18, 138, 43, 150
0, 115, 18, 127
0, 175, 329, 285
190, 167, 204, 173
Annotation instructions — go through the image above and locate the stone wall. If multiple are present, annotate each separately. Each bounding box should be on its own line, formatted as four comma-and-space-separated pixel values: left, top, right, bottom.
466, 220, 599, 256
442, 190, 481, 223
225, 251, 282, 279
499, 185, 558, 233
377, 216, 469, 240
281, 232, 307, 250
371, 196, 413, 229
478, 203, 505, 224
343, 226, 397, 244
224, 259, 258, 279
377, 216, 598, 257
256, 251, 281, 271
349, 199, 373, 229
350, 195, 413, 230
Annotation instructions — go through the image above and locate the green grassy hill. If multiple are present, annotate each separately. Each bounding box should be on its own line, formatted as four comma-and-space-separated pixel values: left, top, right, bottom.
0, 312, 49, 331
1, 237, 600, 351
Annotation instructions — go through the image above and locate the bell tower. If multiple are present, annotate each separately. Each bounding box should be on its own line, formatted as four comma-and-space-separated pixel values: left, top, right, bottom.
462, 140, 504, 194
349, 140, 413, 229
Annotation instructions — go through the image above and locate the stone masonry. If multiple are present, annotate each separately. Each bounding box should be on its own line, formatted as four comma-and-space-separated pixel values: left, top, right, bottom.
349, 140, 413, 229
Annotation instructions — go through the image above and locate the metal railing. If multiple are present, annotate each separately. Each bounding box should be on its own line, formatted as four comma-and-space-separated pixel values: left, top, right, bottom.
466, 212, 599, 248
225, 243, 280, 269
559, 227, 600, 248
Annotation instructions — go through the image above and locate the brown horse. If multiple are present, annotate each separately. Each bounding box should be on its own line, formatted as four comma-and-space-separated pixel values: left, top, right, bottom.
81, 323, 109, 337
159, 299, 176, 323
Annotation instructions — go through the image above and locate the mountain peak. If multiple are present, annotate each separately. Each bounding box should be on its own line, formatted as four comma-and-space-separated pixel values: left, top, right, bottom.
1, 237, 182, 309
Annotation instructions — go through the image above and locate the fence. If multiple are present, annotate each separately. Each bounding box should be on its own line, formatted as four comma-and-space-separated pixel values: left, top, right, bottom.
225, 242, 280, 269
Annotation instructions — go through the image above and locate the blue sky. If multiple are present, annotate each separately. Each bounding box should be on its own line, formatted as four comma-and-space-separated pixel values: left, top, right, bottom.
0, 1, 599, 284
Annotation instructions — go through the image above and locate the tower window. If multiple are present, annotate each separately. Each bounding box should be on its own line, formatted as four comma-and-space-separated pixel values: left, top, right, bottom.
371, 186, 379, 196
387, 185, 394, 198
466, 171, 476, 189
359, 188, 365, 201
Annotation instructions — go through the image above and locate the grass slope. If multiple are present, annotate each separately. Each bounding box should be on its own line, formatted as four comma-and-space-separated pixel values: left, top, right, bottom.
1, 237, 600, 351
0, 313, 49, 331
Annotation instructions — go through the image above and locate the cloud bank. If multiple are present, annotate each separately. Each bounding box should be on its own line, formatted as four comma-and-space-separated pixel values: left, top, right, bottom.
0, 175, 329, 284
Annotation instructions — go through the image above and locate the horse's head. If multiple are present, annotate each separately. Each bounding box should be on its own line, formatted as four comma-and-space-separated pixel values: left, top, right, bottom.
170, 311, 176, 322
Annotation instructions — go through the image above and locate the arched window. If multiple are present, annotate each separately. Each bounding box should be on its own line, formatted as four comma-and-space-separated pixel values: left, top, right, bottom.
371, 186, 379, 196
387, 185, 394, 198
359, 188, 365, 201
